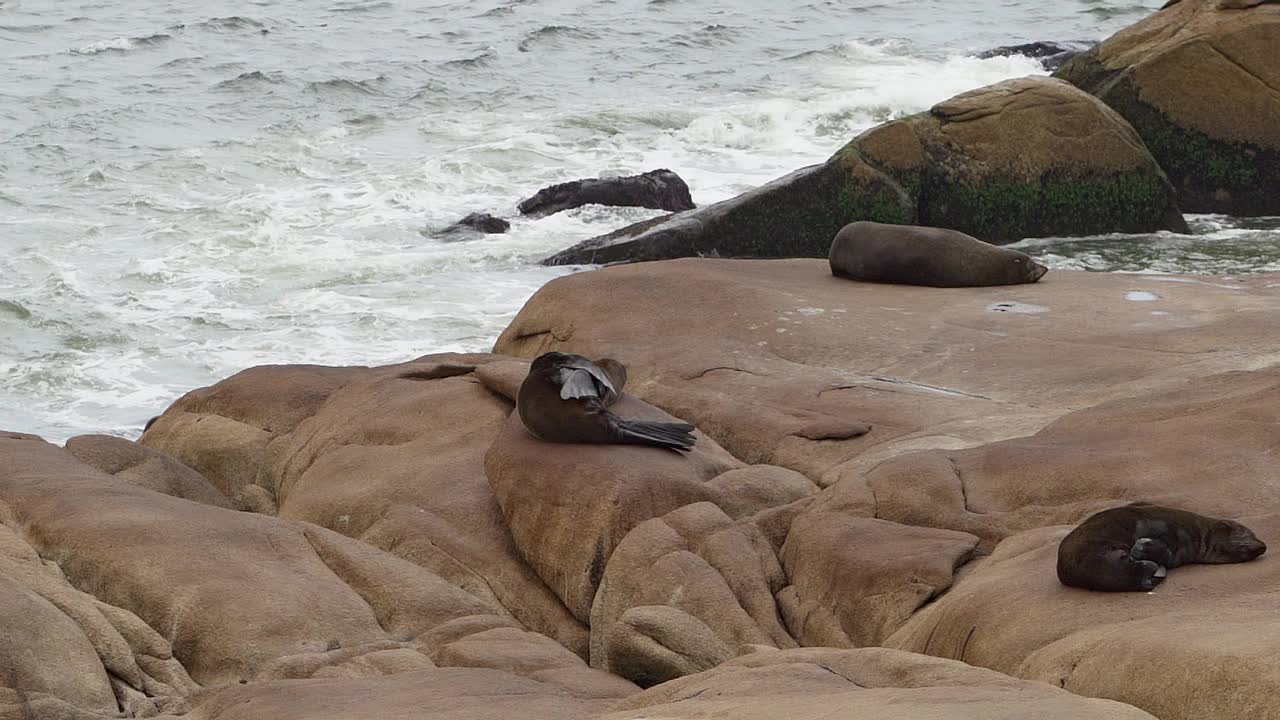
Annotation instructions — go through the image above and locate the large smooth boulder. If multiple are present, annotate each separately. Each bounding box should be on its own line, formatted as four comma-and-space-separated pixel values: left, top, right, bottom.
860, 366, 1280, 549
142, 355, 590, 656
264, 357, 589, 658
778, 511, 979, 647
887, 515, 1280, 720
65, 433, 234, 508
483, 391, 743, 624
0, 575, 119, 717
0, 434, 508, 687
495, 259, 1280, 484
603, 648, 1157, 719
1056, 0, 1280, 214
544, 77, 1184, 265
141, 363, 365, 502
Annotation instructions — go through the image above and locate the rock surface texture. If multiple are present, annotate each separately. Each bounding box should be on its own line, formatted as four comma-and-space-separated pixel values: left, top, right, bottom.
4, 258, 1279, 719
1056, 0, 1280, 214
545, 77, 1185, 265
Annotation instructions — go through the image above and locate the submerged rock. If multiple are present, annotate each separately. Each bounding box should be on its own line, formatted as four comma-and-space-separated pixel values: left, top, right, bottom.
431, 212, 512, 241
454, 212, 511, 234
518, 169, 695, 217
545, 77, 1185, 266
1056, 0, 1280, 214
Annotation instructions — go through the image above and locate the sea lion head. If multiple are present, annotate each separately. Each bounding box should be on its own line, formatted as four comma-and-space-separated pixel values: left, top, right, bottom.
1007, 254, 1048, 283
1203, 519, 1267, 563
529, 351, 578, 374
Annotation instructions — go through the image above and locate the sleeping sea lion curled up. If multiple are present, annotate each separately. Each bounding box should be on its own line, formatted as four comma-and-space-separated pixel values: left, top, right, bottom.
518, 351, 696, 452
1057, 502, 1266, 592
829, 221, 1048, 287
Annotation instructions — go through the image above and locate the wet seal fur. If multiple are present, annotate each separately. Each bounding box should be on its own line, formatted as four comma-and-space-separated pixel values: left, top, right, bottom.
829, 221, 1048, 288
1057, 502, 1266, 592
518, 351, 696, 452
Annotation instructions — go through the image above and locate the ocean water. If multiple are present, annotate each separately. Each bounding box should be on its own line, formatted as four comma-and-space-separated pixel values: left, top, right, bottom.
1, 0, 1274, 441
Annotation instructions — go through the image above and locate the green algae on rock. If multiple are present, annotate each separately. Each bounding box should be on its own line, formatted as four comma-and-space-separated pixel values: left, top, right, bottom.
1055, 0, 1280, 215
544, 77, 1185, 265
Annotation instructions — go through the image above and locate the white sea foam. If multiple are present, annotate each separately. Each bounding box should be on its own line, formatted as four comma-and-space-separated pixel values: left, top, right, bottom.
71, 37, 135, 54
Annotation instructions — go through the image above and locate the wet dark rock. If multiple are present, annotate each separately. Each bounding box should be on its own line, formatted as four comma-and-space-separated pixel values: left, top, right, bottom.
431, 213, 511, 241
544, 77, 1184, 266
456, 213, 511, 234
1055, 0, 1280, 215
517, 169, 695, 218
976, 40, 1095, 71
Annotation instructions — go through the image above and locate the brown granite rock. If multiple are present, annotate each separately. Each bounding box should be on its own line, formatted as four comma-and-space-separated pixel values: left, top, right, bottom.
0, 575, 118, 716
495, 259, 1280, 485
0, 476, 195, 718
778, 511, 979, 647
0, 434, 497, 688
141, 363, 363, 501
266, 357, 589, 657
604, 647, 1157, 719
174, 667, 627, 720
590, 502, 794, 684
65, 433, 234, 508
485, 393, 743, 624
862, 366, 1280, 549
1057, 0, 1280, 214
887, 515, 1280, 720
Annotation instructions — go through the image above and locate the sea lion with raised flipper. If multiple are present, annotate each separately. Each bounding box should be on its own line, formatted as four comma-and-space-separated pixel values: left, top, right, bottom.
1057, 502, 1266, 592
829, 221, 1048, 288
518, 351, 695, 452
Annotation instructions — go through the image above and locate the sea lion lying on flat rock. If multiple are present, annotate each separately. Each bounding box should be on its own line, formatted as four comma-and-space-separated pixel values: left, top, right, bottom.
1057, 502, 1266, 592
518, 352, 695, 452
829, 221, 1048, 288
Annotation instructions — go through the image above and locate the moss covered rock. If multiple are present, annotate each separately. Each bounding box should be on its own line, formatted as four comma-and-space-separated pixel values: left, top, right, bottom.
1055, 0, 1280, 214
544, 77, 1184, 266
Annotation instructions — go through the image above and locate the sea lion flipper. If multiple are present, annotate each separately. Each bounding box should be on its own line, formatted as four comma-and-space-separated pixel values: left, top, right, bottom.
1130, 537, 1174, 567
608, 417, 696, 452
559, 368, 604, 401
561, 357, 618, 398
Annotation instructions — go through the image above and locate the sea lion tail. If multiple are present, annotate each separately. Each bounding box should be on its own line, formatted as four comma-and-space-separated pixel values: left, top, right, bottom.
611, 418, 697, 452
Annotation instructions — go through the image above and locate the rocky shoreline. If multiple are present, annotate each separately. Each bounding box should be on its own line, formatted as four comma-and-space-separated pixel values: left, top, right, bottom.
5, 264, 1280, 720
546, 0, 1278, 266
4, 2, 1280, 719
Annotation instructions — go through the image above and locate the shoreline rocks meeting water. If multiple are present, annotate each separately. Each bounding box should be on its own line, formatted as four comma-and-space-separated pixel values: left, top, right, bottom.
542, 0, 1277, 266
5, 263, 1280, 720
4, 1, 1280, 719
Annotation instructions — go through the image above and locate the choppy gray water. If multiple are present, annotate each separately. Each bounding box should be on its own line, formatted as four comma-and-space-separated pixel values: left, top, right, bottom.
2, 0, 1274, 441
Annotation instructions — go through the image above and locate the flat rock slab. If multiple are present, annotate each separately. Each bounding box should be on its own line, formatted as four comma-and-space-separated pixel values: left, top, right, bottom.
495, 259, 1280, 483
169, 667, 623, 720
860, 365, 1280, 548
603, 648, 1157, 719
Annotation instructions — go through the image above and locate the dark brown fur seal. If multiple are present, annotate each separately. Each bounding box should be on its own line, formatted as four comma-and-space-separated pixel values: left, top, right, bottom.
829, 221, 1048, 288
1057, 502, 1266, 592
518, 351, 696, 451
